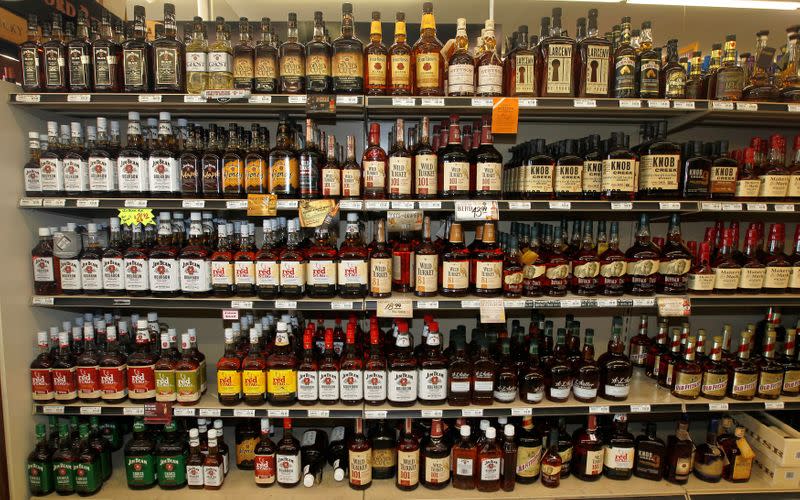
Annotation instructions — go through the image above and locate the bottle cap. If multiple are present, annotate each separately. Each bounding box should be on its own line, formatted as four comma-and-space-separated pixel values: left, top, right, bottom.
38, 227, 50, 236
461, 425, 471, 436
504, 424, 515, 437
486, 427, 496, 439
159, 112, 171, 121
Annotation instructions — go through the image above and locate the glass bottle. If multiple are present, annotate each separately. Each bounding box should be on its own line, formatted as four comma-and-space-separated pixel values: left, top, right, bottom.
671, 336, 702, 399
712, 228, 742, 294
127, 321, 157, 403
743, 31, 779, 101
67, 12, 92, 92
476, 426, 501, 492
601, 132, 637, 200
253, 418, 276, 487
151, 3, 185, 92
540, 8, 576, 97
420, 419, 450, 489
638, 121, 681, 199
125, 418, 156, 489
412, 2, 444, 96
156, 421, 187, 489
365, 11, 388, 95
216, 328, 241, 406
203, 429, 224, 490
446, 18, 474, 96
662, 39, 686, 98
185, 17, 209, 94
476, 20, 503, 97
757, 329, 784, 399
452, 423, 476, 490
625, 213, 661, 295
715, 35, 745, 100
633, 423, 666, 481
600, 323, 632, 401
52, 423, 77, 494
728, 331, 758, 400
347, 419, 372, 490
27, 423, 54, 496
395, 418, 420, 491
254, 17, 278, 93
278, 220, 306, 297
573, 329, 600, 402
341, 135, 362, 199
387, 323, 417, 406
685, 51, 706, 98
603, 414, 635, 480
709, 141, 739, 199
701, 336, 730, 399
388, 12, 412, 95
120, 7, 148, 93
388, 119, 413, 199
276, 419, 301, 487
362, 123, 387, 198
636, 21, 660, 98
613, 18, 636, 98
666, 420, 693, 485
304, 11, 332, 93
573, 415, 604, 481
321, 135, 341, 198
331, 3, 363, 94
208, 17, 234, 90
439, 116, 470, 198
20, 14, 44, 92
232, 17, 255, 89
759, 134, 790, 199
577, 9, 612, 97
153, 333, 176, 405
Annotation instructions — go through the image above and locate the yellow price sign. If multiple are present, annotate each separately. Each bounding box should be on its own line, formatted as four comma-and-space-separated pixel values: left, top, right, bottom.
118, 209, 155, 226
299, 199, 337, 228
247, 194, 277, 216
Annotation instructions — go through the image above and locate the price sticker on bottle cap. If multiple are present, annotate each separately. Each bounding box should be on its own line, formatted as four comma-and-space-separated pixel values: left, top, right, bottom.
376, 299, 413, 318
480, 298, 505, 324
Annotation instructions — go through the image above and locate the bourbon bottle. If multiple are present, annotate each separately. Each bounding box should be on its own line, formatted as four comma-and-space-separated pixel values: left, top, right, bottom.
388, 12, 412, 95
331, 3, 363, 94
756, 329, 784, 399
448, 18, 474, 96
421, 419, 450, 489
412, 3, 444, 96
363, 123, 387, 199
540, 8, 576, 97
365, 11, 388, 95
728, 331, 758, 400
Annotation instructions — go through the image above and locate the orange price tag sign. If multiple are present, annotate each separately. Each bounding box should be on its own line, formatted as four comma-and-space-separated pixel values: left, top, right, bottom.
247, 194, 277, 216
491, 97, 519, 134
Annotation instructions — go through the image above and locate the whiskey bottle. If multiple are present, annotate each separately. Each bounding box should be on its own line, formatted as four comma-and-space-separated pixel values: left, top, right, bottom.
759, 134, 790, 199
362, 123, 387, 198
222, 126, 244, 198
474, 223, 503, 296
671, 336, 702, 399
665, 420, 693, 484
388, 119, 413, 198
42, 15, 67, 92
90, 14, 120, 92
625, 214, 660, 295
62, 122, 88, 196
780, 329, 800, 395
421, 419, 450, 489
338, 213, 368, 298
185, 17, 209, 94
67, 12, 92, 92
743, 31, 779, 101
685, 51, 706, 98
20, 14, 43, 92
693, 421, 724, 483
365, 11, 388, 95
473, 116, 503, 197
332, 3, 363, 94
712, 228, 741, 294
200, 125, 222, 197
415, 216, 439, 297
268, 117, 299, 197
577, 10, 612, 97
387, 323, 417, 406
601, 132, 637, 200
540, 8, 576, 97
573, 415, 603, 481
147, 112, 179, 197
780, 33, 800, 100
613, 18, 636, 98
388, 12, 412, 95
306, 226, 338, 298
603, 414, 635, 479
152, 3, 185, 92
87, 118, 116, 195
447, 18, 474, 96
305, 12, 332, 93
476, 20, 503, 97
600, 323, 632, 400
412, 2, 444, 96
658, 214, 692, 294
756, 329, 784, 399
633, 423, 666, 481
208, 17, 234, 90
341, 135, 362, 198
715, 35, 745, 101
414, 117, 438, 198
440, 116, 470, 198
298, 119, 321, 199
662, 39, 686, 98
728, 331, 758, 400
504, 26, 536, 97
254, 17, 278, 93
638, 121, 681, 198
554, 140, 584, 199
418, 322, 447, 404
120, 7, 147, 92
636, 21, 660, 98
764, 223, 791, 293
233, 18, 255, 90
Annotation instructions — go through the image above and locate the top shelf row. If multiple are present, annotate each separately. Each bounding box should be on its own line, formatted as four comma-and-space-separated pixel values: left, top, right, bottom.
10, 94, 800, 128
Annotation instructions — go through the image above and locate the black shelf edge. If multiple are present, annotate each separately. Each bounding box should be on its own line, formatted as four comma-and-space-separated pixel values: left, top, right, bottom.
31, 296, 364, 311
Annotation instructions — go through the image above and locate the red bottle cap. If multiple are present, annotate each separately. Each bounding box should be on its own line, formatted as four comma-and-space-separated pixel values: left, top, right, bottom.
370, 325, 380, 345
324, 328, 334, 349
346, 324, 356, 344
303, 330, 313, 350
428, 321, 438, 333
751, 137, 764, 149
398, 321, 408, 334
283, 418, 292, 430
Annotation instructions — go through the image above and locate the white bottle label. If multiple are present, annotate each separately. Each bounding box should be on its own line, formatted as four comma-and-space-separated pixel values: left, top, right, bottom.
148, 156, 178, 193
211, 261, 234, 286
279, 261, 305, 286
276, 453, 300, 484
149, 258, 180, 292
297, 370, 318, 401
448, 63, 475, 94
388, 157, 412, 195
186, 465, 203, 486
102, 257, 125, 290
476, 162, 503, 192
603, 446, 634, 470
318, 370, 339, 401
62, 158, 88, 193
338, 260, 367, 286
480, 457, 501, 481
477, 64, 503, 95
59, 259, 81, 289
80, 258, 103, 290
117, 156, 148, 193
33, 256, 55, 282
24, 166, 41, 192
180, 258, 211, 292
234, 261, 255, 285
39, 158, 63, 192
363, 369, 387, 402
203, 463, 223, 487
255, 261, 279, 286
604, 383, 630, 398
124, 258, 149, 291
456, 457, 474, 476
418, 368, 447, 401
339, 369, 363, 401
307, 261, 337, 286
88, 157, 115, 191
388, 370, 417, 402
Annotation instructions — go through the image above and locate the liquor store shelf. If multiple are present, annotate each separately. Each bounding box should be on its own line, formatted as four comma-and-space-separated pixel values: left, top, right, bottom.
10, 93, 800, 128
32, 374, 800, 418
30, 295, 366, 311
18, 197, 800, 215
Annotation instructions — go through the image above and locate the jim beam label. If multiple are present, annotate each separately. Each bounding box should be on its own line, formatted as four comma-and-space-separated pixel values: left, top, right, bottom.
415, 53, 440, 89
583, 161, 603, 193
44, 47, 64, 87
443, 161, 470, 191
367, 54, 387, 85
155, 48, 179, 85
148, 156, 179, 193
150, 258, 180, 292
68, 47, 88, 86
363, 369, 387, 401
297, 370, 318, 401
60, 259, 81, 290
387, 370, 417, 402
102, 257, 125, 290
514, 53, 536, 94
390, 54, 411, 86
179, 258, 210, 292
415, 254, 438, 293
639, 154, 680, 190
545, 44, 573, 94
279, 261, 305, 287
40, 158, 63, 192
415, 154, 438, 195
759, 174, 789, 198
527, 164, 554, 193
764, 266, 791, 289
117, 156, 147, 192
601, 159, 636, 193
738, 267, 765, 290
21, 47, 40, 87
122, 48, 145, 87
584, 45, 610, 95
80, 258, 103, 290
554, 163, 583, 193
389, 157, 412, 195
731, 372, 757, 398
672, 371, 701, 398
125, 258, 149, 291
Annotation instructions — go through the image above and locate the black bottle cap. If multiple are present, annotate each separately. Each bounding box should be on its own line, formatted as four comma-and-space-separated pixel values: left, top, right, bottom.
552, 7, 562, 17
642, 21, 652, 29
423, 2, 433, 13
726, 34, 737, 41
396, 12, 405, 21
519, 25, 528, 34
757, 30, 769, 36
342, 3, 353, 14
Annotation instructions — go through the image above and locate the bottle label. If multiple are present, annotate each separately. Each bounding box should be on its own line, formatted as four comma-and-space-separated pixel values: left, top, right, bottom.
415, 154, 438, 195
673, 371, 702, 397
629, 344, 648, 366
790, 266, 800, 289
211, 261, 234, 286
175, 369, 201, 402
268, 368, 297, 397
658, 259, 691, 293
150, 367, 175, 402
764, 266, 791, 289
234, 261, 255, 286
76, 366, 101, 399
418, 368, 447, 401
369, 257, 392, 294
628, 259, 659, 277
318, 370, 339, 401
736, 179, 761, 198
455, 456, 474, 477
788, 174, 800, 197
516, 445, 542, 477
297, 370, 318, 401
397, 449, 419, 486
52, 367, 77, 399
738, 267, 765, 290
339, 259, 368, 286
31, 368, 54, 400
21, 47, 41, 87
665, 70, 686, 98
546, 44, 573, 94
415, 254, 439, 293
713, 267, 741, 290
475, 260, 502, 290
758, 371, 783, 397
127, 364, 156, 399
477, 64, 502, 95
363, 160, 386, 190
233, 53, 254, 84
688, 272, 715, 291
335, 369, 361, 401
554, 163, 583, 193
701, 371, 728, 397
585, 448, 604, 476
268, 157, 299, 193
255, 55, 278, 86
208, 51, 233, 73
154, 47, 179, 85
514, 53, 536, 94
58, 259, 81, 290
424, 455, 450, 484
80, 258, 103, 290
33, 256, 55, 282
279, 261, 305, 288
545, 264, 570, 280
614, 55, 636, 93
450, 379, 470, 393
363, 369, 387, 401
148, 156, 179, 193
710, 165, 738, 194
28, 461, 52, 492
342, 169, 361, 197
584, 45, 611, 94
125, 258, 149, 291
603, 446, 634, 471
390, 54, 411, 86
276, 453, 300, 484
476, 162, 503, 192
526, 164, 554, 193
117, 156, 148, 193
549, 384, 571, 399
88, 157, 117, 192
245, 159, 266, 191
53, 460, 75, 491
157, 455, 186, 486
388, 370, 417, 402
332, 52, 363, 80
241, 369, 266, 396
186, 51, 208, 73
542, 463, 561, 479
731, 372, 757, 397
223, 160, 244, 191
39, 158, 63, 192
320, 168, 341, 197
639, 154, 680, 190
178, 258, 210, 292
307, 260, 337, 286
573, 379, 598, 399
24, 165, 41, 193
63, 158, 88, 193
573, 261, 600, 279
120, 48, 144, 87
639, 59, 660, 94
604, 381, 630, 398
253, 260, 278, 287
480, 457, 501, 481
254, 453, 276, 484
415, 53, 440, 89
305, 54, 330, 78
759, 174, 789, 198
448, 63, 475, 94
183, 463, 204, 486
389, 157, 413, 195
602, 159, 636, 193
149, 258, 180, 292
203, 462, 223, 486
782, 368, 800, 393
367, 54, 387, 85
126, 455, 155, 486
442, 261, 469, 290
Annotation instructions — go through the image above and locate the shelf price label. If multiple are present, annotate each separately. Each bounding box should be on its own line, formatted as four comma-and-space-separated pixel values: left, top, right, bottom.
619, 99, 641, 108
775, 204, 795, 212
174, 407, 195, 417
747, 203, 768, 211
268, 409, 289, 417
183, 94, 206, 103
365, 410, 388, 419
138, 94, 162, 103
226, 200, 248, 209
736, 102, 758, 111
331, 301, 354, 310
589, 405, 610, 414
764, 401, 785, 410
392, 97, 415, 107
711, 100, 734, 110
336, 95, 359, 105
76, 199, 100, 208
421, 98, 444, 107
124, 199, 148, 208
657, 297, 691, 317
462, 408, 484, 417
417, 201, 442, 210
508, 201, 531, 210
574, 98, 596, 108
421, 409, 443, 418
275, 300, 297, 310
511, 407, 533, 416
417, 300, 439, 309
231, 300, 253, 309
471, 98, 493, 107
708, 402, 729, 411
67, 94, 91, 102
659, 202, 681, 210
673, 100, 696, 110
43, 198, 65, 207
199, 408, 221, 417
248, 95, 272, 104
32, 296, 55, 306
247, 193, 277, 216
629, 404, 651, 413
548, 201, 571, 210
79, 406, 102, 415
15, 94, 41, 103
123, 407, 145, 416
233, 409, 256, 417
307, 409, 330, 418
647, 99, 670, 108
376, 299, 413, 318
42, 405, 65, 414
182, 199, 205, 208
479, 298, 505, 324
19, 198, 43, 207
454, 200, 499, 221
338, 200, 363, 210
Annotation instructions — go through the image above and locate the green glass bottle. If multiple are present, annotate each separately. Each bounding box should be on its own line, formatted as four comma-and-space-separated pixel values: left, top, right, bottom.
75, 423, 103, 495
89, 417, 112, 481
156, 421, 188, 489
27, 423, 54, 495
52, 423, 77, 494
124, 418, 156, 489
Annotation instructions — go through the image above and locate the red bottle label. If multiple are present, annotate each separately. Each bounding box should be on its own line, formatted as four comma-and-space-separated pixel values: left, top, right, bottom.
254, 454, 276, 484
51, 367, 77, 397
127, 364, 156, 399
30, 368, 54, 399
99, 365, 128, 399
76, 366, 100, 397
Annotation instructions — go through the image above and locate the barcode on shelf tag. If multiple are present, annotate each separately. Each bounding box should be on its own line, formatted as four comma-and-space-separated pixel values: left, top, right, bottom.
231, 300, 253, 309
138, 94, 162, 103
597, 298, 618, 308
365, 200, 391, 210
80, 406, 101, 415
43, 198, 66, 207
421, 409, 443, 418
248, 95, 272, 104
339, 200, 363, 210
20, 198, 43, 207
765, 401, 785, 410
123, 407, 145, 416
549, 201, 571, 210
67, 94, 91, 102
417, 300, 439, 309
365, 410, 387, 419
336, 95, 359, 104
632, 298, 656, 307
32, 296, 55, 305
711, 100, 734, 110
454, 200, 499, 221
471, 98, 493, 107
418, 201, 442, 209
76, 199, 99, 208
43, 405, 65, 414
226, 200, 248, 209
659, 202, 681, 210
630, 404, 651, 413
16, 94, 40, 103
673, 100, 696, 110
709, 402, 729, 411
658, 297, 691, 317
392, 201, 415, 210
504, 299, 526, 308
461, 300, 480, 308
508, 201, 531, 210
275, 300, 297, 310
421, 98, 445, 106
619, 99, 641, 108
268, 409, 289, 417
183, 94, 205, 103
747, 203, 768, 211
182, 199, 205, 208
392, 97, 415, 106
561, 299, 581, 308
222, 309, 239, 320
512, 407, 533, 416
590, 405, 610, 414
307, 409, 330, 418
174, 407, 195, 417
701, 202, 722, 211
721, 203, 743, 211
288, 95, 307, 104
199, 408, 221, 417
788, 104, 800, 112
574, 98, 596, 108
519, 98, 538, 107
611, 202, 632, 210
775, 204, 795, 212
331, 301, 354, 310
647, 99, 670, 108
736, 102, 758, 111
462, 408, 484, 417
234, 409, 256, 417
277, 200, 298, 209
124, 199, 147, 208
376, 299, 413, 318
480, 298, 505, 324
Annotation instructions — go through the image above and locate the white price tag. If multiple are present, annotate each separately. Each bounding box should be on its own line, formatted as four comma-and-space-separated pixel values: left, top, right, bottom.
234, 409, 256, 417
590, 405, 610, 414
307, 409, 330, 418
376, 299, 413, 318
417, 300, 439, 309
32, 296, 55, 305
775, 204, 795, 212
113, 298, 130, 306
222, 309, 239, 320
647, 99, 670, 108
619, 99, 641, 108
19, 198, 43, 207
182, 199, 205, 208
561, 299, 581, 308
632, 298, 655, 307
76, 199, 100, 208
338, 200, 363, 210
138, 94, 162, 103
43, 198, 66, 207
611, 202, 632, 210
268, 409, 289, 417
462, 408, 484, 417
392, 97, 415, 106
658, 297, 691, 317
248, 95, 272, 104
80, 406, 102, 415
15, 94, 40, 103
736, 102, 758, 111
701, 202, 722, 211
471, 98, 493, 107
199, 408, 221, 417
183, 94, 205, 103
336, 95, 359, 104
747, 203, 768, 211
174, 407, 196, 417
461, 300, 480, 308
365, 410, 388, 419
231, 300, 253, 309
597, 298, 618, 308
512, 407, 533, 416
659, 202, 681, 210
288, 95, 307, 104
480, 298, 505, 324
417, 201, 441, 210
504, 299, 526, 308
124, 199, 147, 208
421, 98, 445, 106
43, 405, 65, 414
67, 94, 91, 102
630, 404, 651, 413
331, 301, 354, 310
788, 104, 800, 112
711, 100, 734, 110
508, 201, 531, 210
721, 203, 743, 211
574, 98, 596, 108
123, 407, 145, 416
709, 402, 729, 411
519, 98, 538, 107
392, 201, 415, 210
454, 200, 499, 221
765, 401, 785, 410
549, 201, 571, 209
673, 100, 696, 110
226, 200, 248, 209
277, 199, 298, 209
275, 300, 297, 310
421, 409, 443, 418
365, 200, 390, 210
